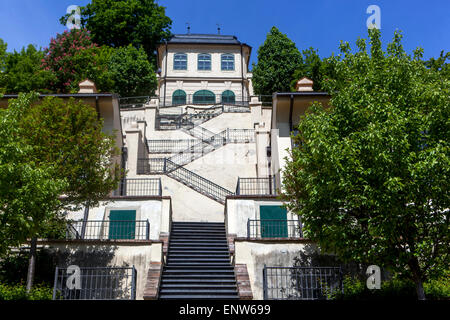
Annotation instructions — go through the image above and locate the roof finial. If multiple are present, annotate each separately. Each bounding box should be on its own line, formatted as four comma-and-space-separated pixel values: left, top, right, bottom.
186, 22, 190, 34
216, 23, 221, 35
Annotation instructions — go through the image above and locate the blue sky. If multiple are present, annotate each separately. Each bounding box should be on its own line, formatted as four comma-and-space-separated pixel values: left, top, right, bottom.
0, 0, 448, 67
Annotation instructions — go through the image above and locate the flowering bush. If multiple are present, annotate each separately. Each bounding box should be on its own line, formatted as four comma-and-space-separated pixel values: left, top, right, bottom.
42, 29, 112, 93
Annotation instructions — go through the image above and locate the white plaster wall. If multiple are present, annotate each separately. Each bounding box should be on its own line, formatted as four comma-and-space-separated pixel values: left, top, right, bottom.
184, 143, 257, 192
65, 199, 167, 241
43, 242, 159, 300
165, 46, 243, 78
234, 241, 317, 300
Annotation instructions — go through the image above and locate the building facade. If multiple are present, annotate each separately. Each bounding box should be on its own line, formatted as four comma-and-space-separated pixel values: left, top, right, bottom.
3, 34, 343, 301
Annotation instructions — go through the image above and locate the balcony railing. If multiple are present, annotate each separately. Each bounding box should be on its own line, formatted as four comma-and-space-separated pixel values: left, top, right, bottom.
236, 176, 277, 195
263, 266, 342, 300
147, 139, 200, 154
247, 219, 303, 239
53, 266, 136, 300
160, 95, 249, 107
66, 220, 150, 240
119, 96, 153, 109
112, 178, 162, 196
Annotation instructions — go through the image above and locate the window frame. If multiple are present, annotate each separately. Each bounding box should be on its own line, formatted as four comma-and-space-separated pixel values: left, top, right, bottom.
197, 53, 212, 71
173, 53, 187, 70
172, 89, 187, 105
221, 53, 235, 71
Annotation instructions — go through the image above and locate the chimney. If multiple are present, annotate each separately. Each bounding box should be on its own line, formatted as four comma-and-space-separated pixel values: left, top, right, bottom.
295, 77, 314, 92
78, 79, 97, 93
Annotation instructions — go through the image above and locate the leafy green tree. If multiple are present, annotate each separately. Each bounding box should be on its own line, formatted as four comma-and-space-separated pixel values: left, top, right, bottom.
42, 29, 113, 93
0, 39, 8, 92
252, 27, 302, 96
0, 45, 55, 94
424, 50, 449, 78
1, 93, 122, 290
19, 96, 121, 208
108, 45, 156, 97
282, 29, 449, 300
0, 93, 66, 257
290, 48, 337, 92
60, 0, 172, 66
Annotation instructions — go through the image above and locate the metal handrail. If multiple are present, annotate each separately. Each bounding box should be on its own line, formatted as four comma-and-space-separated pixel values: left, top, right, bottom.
247, 219, 303, 239
53, 266, 137, 300
112, 178, 162, 196
263, 266, 342, 300
236, 176, 276, 195
165, 159, 233, 203
66, 219, 150, 240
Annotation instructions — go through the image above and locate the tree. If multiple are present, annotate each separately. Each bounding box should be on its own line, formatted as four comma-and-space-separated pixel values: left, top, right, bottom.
19, 96, 121, 208
424, 50, 449, 79
0, 93, 122, 290
107, 45, 157, 97
0, 44, 55, 94
0, 39, 8, 92
60, 0, 172, 66
290, 48, 337, 92
282, 29, 449, 300
42, 29, 113, 93
0, 93, 66, 257
252, 27, 302, 97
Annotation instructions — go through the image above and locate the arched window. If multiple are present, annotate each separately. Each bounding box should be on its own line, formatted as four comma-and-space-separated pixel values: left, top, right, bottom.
221, 54, 234, 71
221, 90, 235, 104
174, 53, 187, 70
172, 90, 186, 105
193, 90, 215, 104
198, 53, 211, 70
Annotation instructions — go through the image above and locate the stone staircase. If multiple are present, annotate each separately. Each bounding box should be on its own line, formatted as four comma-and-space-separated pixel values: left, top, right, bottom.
159, 222, 239, 300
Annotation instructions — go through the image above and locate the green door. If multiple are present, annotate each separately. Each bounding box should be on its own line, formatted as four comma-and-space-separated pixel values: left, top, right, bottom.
109, 210, 136, 239
260, 205, 288, 238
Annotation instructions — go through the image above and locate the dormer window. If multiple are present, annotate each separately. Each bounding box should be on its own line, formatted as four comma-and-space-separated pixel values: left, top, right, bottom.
198, 53, 211, 70
174, 53, 187, 70
221, 54, 234, 71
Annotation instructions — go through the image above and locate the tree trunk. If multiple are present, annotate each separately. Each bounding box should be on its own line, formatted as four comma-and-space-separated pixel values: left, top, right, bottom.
26, 237, 37, 293
409, 257, 426, 300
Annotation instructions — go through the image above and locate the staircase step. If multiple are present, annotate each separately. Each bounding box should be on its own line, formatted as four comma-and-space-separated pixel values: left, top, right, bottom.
161, 279, 236, 284
161, 284, 236, 289
160, 289, 237, 294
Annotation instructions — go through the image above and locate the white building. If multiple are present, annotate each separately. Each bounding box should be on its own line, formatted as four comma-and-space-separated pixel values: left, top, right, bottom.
4, 33, 341, 301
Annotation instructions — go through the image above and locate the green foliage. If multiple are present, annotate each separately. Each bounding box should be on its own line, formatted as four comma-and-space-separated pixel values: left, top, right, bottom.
252, 26, 302, 96
18, 96, 122, 208
336, 274, 449, 300
424, 50, 449, 78
0, 283, 53, 300
108, 45, 157, 96
0, 93, 67, 256
42, 29, 113, 93
0, 45, 56, 94
282, 29, 450, 299
60, 0, 172, 66
290, 48, 337, 91
0, 250, 55, 285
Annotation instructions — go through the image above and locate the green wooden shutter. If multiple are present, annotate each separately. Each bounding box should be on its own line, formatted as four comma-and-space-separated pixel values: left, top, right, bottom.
109, 210, 136, 240
260, 205, 287, 238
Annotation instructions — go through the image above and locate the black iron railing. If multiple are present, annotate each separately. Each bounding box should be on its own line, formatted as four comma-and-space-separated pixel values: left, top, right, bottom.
247, 219, 302, 239
161, 95, 249, 107
66, 220, 150, 240
263, 266, 342, 300
53, 266, 137, 300
165, 159, 233, 203
236, 176, 276, 195
112, 178, 162, 196
137, 158, 165, 174
147, 139, 200, 154
119, 96, 153, 109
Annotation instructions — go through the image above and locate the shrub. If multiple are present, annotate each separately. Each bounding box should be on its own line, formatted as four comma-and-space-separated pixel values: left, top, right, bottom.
0, 283, 53, 300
